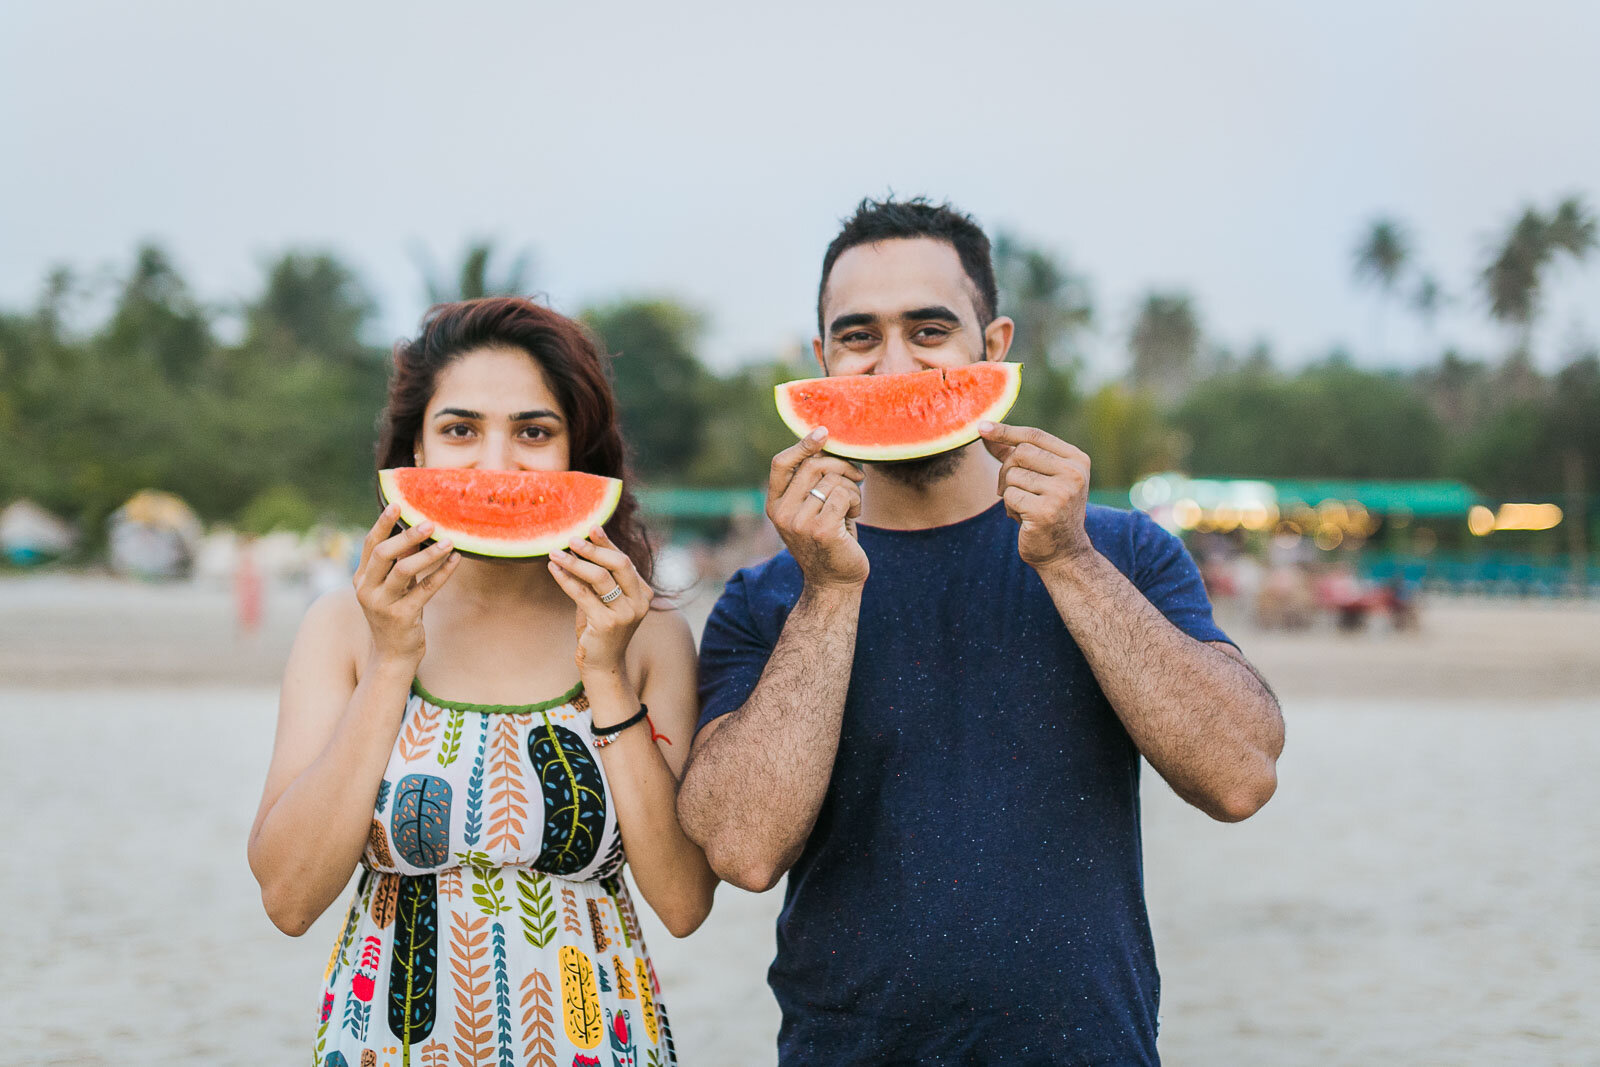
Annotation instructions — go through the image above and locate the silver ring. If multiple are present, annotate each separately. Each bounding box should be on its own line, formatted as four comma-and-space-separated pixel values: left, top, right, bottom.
599, 585, 624, 604
808, 487, 828, 503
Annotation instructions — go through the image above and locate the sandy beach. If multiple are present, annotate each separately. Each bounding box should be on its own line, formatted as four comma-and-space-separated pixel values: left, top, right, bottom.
2, 574, 1596, 1064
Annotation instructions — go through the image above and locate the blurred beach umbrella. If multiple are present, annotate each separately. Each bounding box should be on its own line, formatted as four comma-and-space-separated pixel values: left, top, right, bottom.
109, 490, 202, 581
0, 500, 77, 565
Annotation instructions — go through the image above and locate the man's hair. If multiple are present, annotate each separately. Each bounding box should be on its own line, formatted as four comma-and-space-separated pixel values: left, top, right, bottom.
816, 196, 998, 335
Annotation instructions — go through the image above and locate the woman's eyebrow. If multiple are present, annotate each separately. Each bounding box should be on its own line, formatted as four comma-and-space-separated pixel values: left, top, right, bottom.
509, 409, 561, 422
434, 407, 481, 419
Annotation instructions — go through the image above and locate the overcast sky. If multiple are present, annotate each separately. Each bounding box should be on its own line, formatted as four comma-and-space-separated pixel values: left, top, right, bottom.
4, 0, 1598, 376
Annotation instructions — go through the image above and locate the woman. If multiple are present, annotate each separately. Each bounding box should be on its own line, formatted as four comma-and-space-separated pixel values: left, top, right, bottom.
248, 297, 714, 1067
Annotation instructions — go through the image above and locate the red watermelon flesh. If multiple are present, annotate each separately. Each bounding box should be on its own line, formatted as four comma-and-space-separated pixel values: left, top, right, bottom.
377, 468, 622, 559
774, 362, 1022, 461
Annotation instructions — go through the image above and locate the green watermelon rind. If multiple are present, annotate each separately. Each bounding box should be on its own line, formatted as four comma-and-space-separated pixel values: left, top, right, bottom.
773, 362, 1022, 461
376, 469, 623, 560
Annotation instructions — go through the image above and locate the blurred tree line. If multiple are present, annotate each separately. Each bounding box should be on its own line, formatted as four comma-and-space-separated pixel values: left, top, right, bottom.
1, 200, 1595, 546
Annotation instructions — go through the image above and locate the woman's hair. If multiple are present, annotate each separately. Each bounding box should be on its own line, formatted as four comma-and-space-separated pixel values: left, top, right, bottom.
376, 296, 655, 584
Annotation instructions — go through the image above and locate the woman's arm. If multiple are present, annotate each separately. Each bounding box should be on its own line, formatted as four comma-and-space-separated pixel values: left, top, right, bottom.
549, 531, 718, 937
247, 509, 459, 935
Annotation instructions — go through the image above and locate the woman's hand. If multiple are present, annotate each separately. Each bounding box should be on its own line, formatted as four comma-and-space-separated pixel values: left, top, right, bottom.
353, 503, 461, 667
548, 525, 652, 681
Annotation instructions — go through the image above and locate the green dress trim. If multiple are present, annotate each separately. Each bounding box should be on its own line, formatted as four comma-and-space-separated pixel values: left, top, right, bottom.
409, 677, 584, 715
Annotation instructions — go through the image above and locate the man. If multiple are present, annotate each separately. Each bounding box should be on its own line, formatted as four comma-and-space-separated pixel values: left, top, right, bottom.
677, 198, 1283, 1064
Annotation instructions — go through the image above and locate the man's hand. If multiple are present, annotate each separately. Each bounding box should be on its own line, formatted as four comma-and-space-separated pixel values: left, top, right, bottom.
979, 420, 1094, 569
767, 428, 868, 588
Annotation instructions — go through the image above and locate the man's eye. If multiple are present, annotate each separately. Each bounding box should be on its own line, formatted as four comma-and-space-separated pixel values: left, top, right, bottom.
841, 332, 875, 345
913, 327, 949, 342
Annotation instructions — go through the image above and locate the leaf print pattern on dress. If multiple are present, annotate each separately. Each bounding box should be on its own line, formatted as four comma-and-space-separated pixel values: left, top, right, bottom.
368, 819, 396, 869
518, 871, 557, 949
343, 936, 381, 1042
487, 715, 528, 854
559, 946, 603, 1050
376, 778, 392, 814
632, 959, 658, 1046
461, 718, 488, 848
561, 888, 583, 936
371, 873, 399, 930
437, 708, 465, 767
587, 899, 611, 952
611, 956, 634, 1000
471, 865, 510, 918
519, 970, 557, 1067
398, 700, 443, 763
420, 1042, 448, 1067
387, 874, 438, 1063
528, 718, 607, 875
493, 922, 515, 1067
450, 913, 493, 1066
392, 774, 452, 869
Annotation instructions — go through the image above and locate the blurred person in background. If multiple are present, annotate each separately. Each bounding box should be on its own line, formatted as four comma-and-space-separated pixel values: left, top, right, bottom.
248, 298, 714, 1066
678, 198, 1284, 1065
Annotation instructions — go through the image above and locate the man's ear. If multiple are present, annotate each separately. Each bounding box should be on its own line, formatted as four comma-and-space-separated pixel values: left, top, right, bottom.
983, 316, 1015, 362
812, 337, 828, 374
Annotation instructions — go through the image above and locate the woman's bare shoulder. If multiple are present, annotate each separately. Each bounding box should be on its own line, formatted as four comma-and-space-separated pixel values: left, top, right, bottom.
291, 586, 368, 677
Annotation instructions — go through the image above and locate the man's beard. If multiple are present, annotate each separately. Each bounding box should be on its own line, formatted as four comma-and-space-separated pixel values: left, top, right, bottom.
868, 448, 964, 490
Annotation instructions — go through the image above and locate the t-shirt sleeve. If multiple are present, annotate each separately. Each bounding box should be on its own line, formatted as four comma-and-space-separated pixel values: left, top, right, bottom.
1128, 511, 1235, 648
696, 569, 778, 733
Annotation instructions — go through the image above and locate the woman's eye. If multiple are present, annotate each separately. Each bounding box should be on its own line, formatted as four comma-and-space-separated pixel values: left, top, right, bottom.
519, 426, 551, 441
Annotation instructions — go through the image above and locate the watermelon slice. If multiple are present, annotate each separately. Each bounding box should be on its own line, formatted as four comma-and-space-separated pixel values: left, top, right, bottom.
774, 362, 1022, 461
377, 468, 623, 559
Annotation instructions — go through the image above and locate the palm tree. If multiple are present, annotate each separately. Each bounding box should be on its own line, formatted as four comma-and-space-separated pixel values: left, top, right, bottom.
415, 239, 535, 304
1481, 196, 1596, 360
1353, 218, 1411, 359
1128, 292, 1200, 403
993, 233, 1093, 369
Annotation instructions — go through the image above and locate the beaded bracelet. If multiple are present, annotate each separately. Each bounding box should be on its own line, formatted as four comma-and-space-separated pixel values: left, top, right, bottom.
591, 704, 649, 748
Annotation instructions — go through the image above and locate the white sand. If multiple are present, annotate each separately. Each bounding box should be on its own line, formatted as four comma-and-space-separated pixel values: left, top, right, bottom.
2, 576, 1597, 1064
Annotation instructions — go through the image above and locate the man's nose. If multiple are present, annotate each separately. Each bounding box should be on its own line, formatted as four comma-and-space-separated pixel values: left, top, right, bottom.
878, 332, 920, 374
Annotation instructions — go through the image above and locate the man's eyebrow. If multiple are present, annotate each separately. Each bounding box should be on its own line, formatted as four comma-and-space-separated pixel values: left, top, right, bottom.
901, 306, 961, 325
828, 312, 878, 334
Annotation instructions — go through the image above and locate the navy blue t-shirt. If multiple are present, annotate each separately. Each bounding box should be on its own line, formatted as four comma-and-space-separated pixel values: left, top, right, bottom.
697, 501, 1231, 1066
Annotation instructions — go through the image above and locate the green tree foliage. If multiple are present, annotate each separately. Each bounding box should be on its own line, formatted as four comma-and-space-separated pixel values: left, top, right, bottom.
1481, 196, 1597, 358
582, 299, 710, 482
1128, 292, 1200, 401
418, 240, 535, 303
993, 232, 1093, 370
1072, 385, 1184, 488
1176, 360, 1446, 479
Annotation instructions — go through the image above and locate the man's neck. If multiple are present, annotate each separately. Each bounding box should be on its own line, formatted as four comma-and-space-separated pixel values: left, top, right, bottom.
856, 442, 1002, 530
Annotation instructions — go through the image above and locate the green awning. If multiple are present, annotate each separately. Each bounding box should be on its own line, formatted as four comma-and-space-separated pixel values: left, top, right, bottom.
1267, 479, 1481, 518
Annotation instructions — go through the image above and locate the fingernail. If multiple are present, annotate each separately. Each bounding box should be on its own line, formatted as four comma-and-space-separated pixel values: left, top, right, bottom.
810, 426, 828, 440
978, 421, 994, 433
591, 526, 604, 538
418, 521, 434, 534
438, 539, 453, 551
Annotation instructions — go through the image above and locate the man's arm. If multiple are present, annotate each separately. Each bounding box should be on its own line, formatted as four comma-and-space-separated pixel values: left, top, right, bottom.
1038, 552, 1282, 821
677, 582, 861, 891
979, 420, 1283, 822
677, 429, 869, 891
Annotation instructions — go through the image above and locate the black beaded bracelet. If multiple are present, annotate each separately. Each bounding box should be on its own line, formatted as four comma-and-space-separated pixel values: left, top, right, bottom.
591, 703, 649, 747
